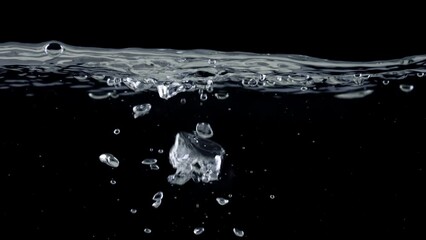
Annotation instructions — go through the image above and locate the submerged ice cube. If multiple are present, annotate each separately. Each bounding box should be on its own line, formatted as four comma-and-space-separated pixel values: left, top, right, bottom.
168, 132, 225, 185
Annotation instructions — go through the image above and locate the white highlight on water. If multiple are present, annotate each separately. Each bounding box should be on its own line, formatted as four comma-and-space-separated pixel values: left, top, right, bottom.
0, 42, 424, 100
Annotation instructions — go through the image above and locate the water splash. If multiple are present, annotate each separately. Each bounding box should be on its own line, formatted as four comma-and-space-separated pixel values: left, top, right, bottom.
1, 41, 425, 99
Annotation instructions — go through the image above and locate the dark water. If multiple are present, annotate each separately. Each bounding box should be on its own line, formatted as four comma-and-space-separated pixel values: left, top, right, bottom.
1, 42, 426, 239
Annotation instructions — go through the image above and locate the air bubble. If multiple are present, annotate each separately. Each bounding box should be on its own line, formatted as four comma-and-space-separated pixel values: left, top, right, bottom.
133, 103, 152, 118
113, 129, 120, 135
399, 84, 414, 93
44, 42, 64, 56
130, 209, 137, 214
382, 80, 390, 85
152, 191, 164, 201
216, 197, 230, 205
180, 98, 186, 104
142, 158, 157, 165
74, 74, 87, 80
195, 122, 214, 138
150, 164, 160, 170
300, 86, 308, 91
233, 228, 245, 237
194, 227, 205, 235
214, 92, 229, 100
417, 72, 424, 77
99, 153, 119, 168
200, 93, 208, 101
110, 179, 116, 185
144, 228, 152, 234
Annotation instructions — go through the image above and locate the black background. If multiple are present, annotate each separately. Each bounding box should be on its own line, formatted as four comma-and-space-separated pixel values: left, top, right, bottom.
1, 5, 425, 61
2, 5, 426, 240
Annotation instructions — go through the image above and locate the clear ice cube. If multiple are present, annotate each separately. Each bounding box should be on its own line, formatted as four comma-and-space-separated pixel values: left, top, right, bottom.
168, 132, 225, 185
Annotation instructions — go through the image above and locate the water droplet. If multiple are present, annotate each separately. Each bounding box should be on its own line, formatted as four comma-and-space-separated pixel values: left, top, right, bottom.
150, 164, 160, 170
110, 179, 116, 185
399, 84, 414, 93
417, 72, 425, 77
214, 92, 229, 100
158, 149, 164, 154
152, 200, 162, 208
44, 42, 64, 56
300, 86, 308, 91
216, 197, 230, 205
382, 80, 390, 85
144, 228, 152, 234
200, 93, 208, 101
152, 191, 164, 201
233, 228, 244, 237
99, 153, 119, 168
130, 209, 137, 214
133, 103, 152, 118
113, 129, 120, 135
195, 122, 214, 139
270, 194, 275, 199
142, 158, 157, 165
228, 194, 233, 198
194, 227, 205, 235
180, 98, 186, 104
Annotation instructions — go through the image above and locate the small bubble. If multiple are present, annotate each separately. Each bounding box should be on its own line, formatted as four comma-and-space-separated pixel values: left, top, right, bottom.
113, 129, 120, 135
382, 80, 390, 85
142, 158, 157, 165
150, 164, 160, 170
144, 228, 152, 234
130, 209, 137, 214
214, 92, 229, 100
300, 86, 308, 91
149, 148, 154, 152
216, 197, 230, 206
106, 78, 120, 86
399, 84, 414, 93
417, 72, 425, 77
195, 122, 214, 138
152, 191, 164, 201
158, 149, 164, 154
74, 74, 87, 80
44, 42, 64, 56
233, 228, 245, 237
200, 93, 208, 101
110, 179, 116, 185
194, 227, 205, 235
270, 194, 275, 199
152, 200, 162, 208
180, 98, 186, 104
133, 103, 152, 118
